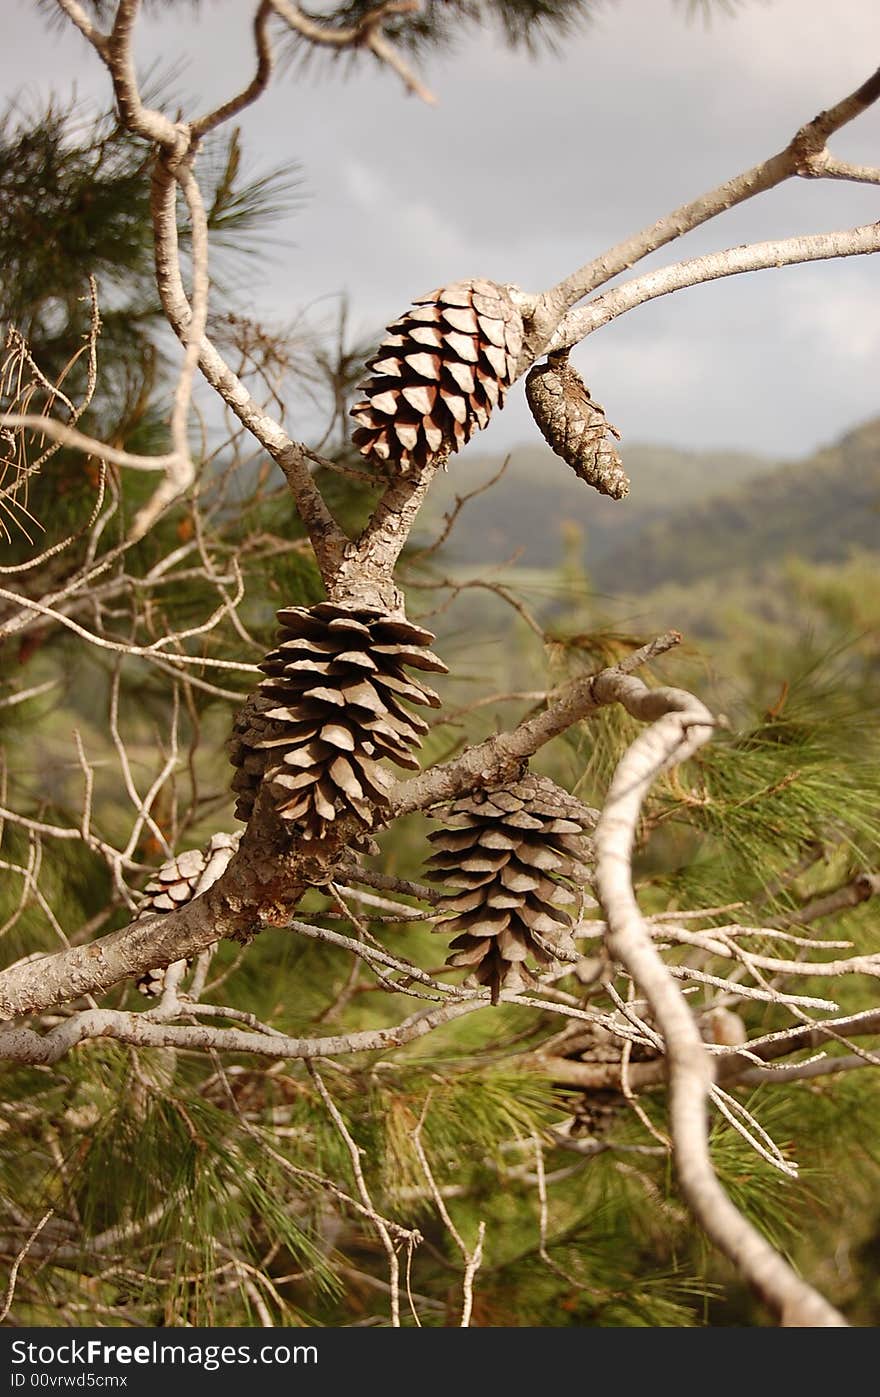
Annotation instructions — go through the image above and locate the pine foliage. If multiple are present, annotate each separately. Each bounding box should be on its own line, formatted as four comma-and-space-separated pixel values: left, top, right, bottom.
2, 15, 880, 1331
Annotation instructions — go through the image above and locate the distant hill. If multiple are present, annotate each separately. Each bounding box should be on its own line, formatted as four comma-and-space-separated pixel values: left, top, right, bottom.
419, 419, 880, 593
600, 418, 880, 592
418, 441, 777, 576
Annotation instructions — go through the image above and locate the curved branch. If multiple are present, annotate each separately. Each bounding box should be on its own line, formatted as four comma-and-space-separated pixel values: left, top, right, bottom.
0, 997, 484, 1066
532, 63, 880, 339
192, 1, 276, 138
391, 630, 682, 817
0, 415, 177, 473
594, 682, 846, 1327
105, 0, 180, 147
53, 0, 109, 53
550, 222, 880, 352
56, 0, 348, 568
268, 0, 436, 104
148, 159, 348, 580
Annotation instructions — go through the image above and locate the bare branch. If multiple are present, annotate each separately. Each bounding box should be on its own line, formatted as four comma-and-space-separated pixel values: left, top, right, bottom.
269, 0, 437, 104
148, 159, 348, 579
0, 415, 178, 474
192, 1, 276, 138
0, 585, 259, 672
366, 27, 437, 106
0, 1209, 54, 1324
774, 872, 880, 929
104, 0, 180, 147
412, 1108, 485, 1326
799, 151, 880, 185
532, 63, 880, 337
53, 0, 109, 53
308, 1063, 419, 1326
0, 998, 486, 1066
550, 222, 880, 352
594, 683, 846, 1326
391, 630, 682, 816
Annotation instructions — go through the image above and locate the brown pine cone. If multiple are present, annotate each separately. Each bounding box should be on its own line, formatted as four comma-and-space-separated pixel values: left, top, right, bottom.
135, 832, 240, 996
350, 278, 524, 473
426, 774, 597, 1003
526, 353, 629, 499
229, 602, 446, 840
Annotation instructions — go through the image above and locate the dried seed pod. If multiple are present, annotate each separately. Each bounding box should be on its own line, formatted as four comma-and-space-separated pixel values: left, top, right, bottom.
135, 832, 240, 996
426, 774, 597, 1003
525, 352, 629, 499
229, 602, 447, 840
350, 278, 524, 473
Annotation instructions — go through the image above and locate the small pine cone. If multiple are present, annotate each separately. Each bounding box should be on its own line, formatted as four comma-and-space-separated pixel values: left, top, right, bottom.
525, 353, 629, 500
228, 602, 447, 839
136, 966, 168, 998
426, 775, 597, 1003
135, 832, 240, 996
570, 1088, 627, 1140
350, 278, 524, 473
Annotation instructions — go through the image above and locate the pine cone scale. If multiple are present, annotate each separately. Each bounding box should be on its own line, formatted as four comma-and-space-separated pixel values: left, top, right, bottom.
351, 278, 524, 473
229, 605, 446, 840
135, 833, 240, 997
427, 775, 598, 1002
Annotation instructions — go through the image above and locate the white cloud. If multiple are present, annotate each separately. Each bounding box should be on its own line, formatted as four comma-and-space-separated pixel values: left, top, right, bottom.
788, 278, 880, 362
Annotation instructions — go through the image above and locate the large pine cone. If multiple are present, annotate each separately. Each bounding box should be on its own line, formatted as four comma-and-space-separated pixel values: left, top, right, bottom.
525, 353, 629, 500
350, 279, 524, 473
426, 775, 597, 1003
229, 602, 446, 840
135, 832, 240, 996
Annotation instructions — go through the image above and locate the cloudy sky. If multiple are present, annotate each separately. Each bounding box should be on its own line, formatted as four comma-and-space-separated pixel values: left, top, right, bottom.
3, 0, 879, 460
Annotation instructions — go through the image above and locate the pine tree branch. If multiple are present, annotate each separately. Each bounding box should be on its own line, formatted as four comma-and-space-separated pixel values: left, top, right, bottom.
192, 1, 276, 138
127, 154, 209, 540
0, 998, 484, 1066
390, 630, 682, 816
148, 158, 348, 579
308, 1063, 414, 1327
52, 0, 109, 54
798, 151, 880, 185
0, 415, 178, 473
593, 679, 846, 1327
0, 584, 259, 671
735, 1054, 878, 1085
268, 0, 437, 104
548, 222, 880, 352
52, 0, 349, 570
530, 63, 880, 340
0, 638, 670, 1019
0, 1209, 54, 1324
105, 0, 181, 148
773, 872, 880, 928
411, 1109, 485, 1326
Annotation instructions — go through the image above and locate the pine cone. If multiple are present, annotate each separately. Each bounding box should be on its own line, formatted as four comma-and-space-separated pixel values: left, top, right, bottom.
135, 832, 240, 996
229, 602, 446, 839
525, 353, 629, 500
426, 775, 597, 1003
350, 278, 524, 473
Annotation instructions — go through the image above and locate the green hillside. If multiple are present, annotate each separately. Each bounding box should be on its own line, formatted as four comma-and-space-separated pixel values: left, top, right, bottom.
417, 441, 777, 573
599, 418, 880, 592
420, 419, 880, 599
